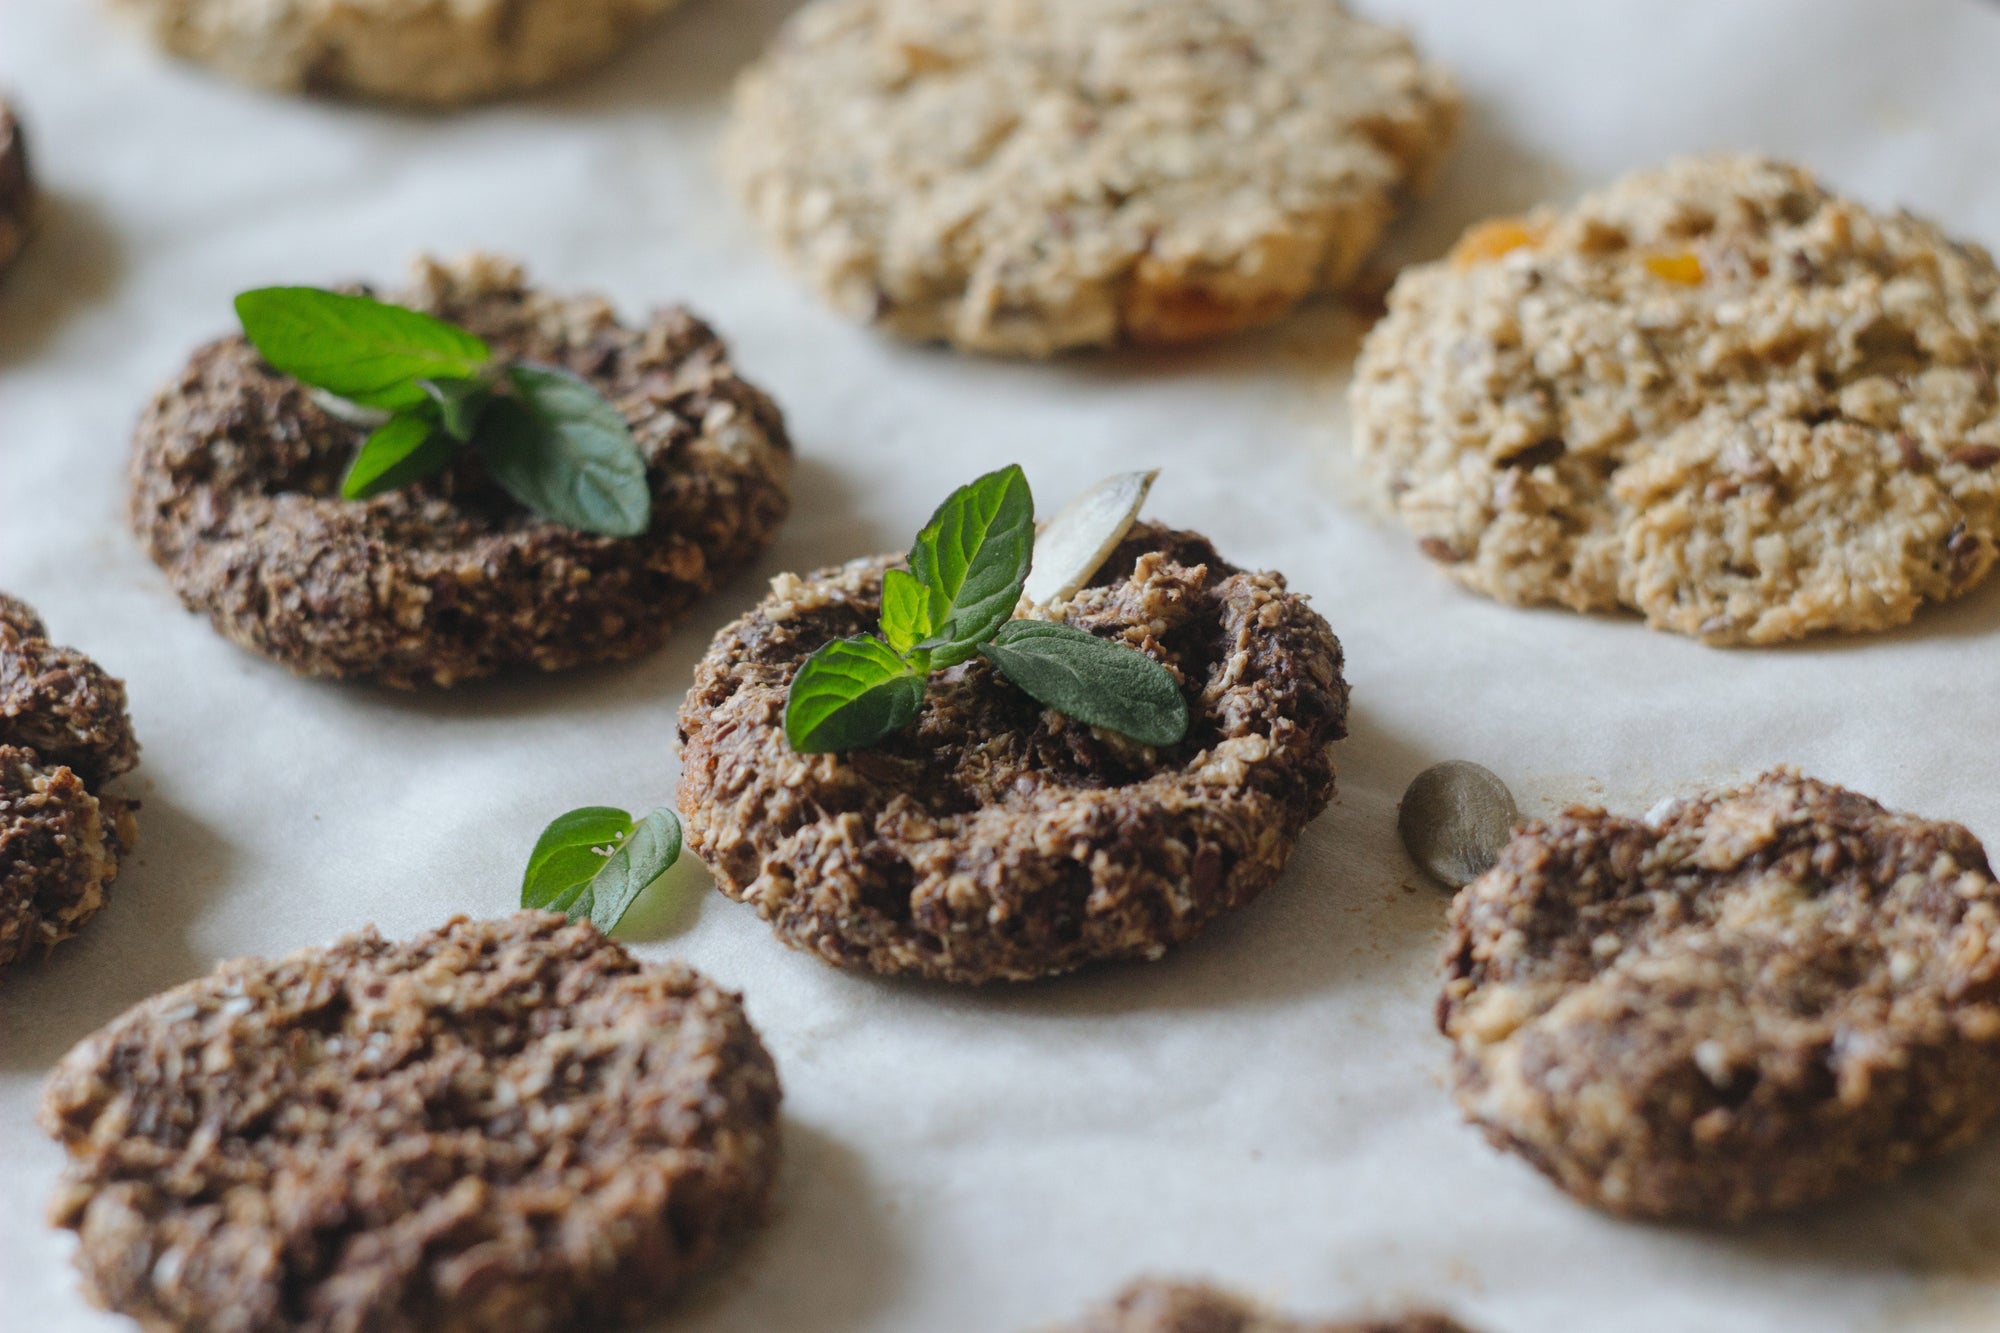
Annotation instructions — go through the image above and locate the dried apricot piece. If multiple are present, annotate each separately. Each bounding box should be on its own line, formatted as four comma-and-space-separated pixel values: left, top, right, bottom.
1642, 251, 1705, 285
1450, 217, 1546, 268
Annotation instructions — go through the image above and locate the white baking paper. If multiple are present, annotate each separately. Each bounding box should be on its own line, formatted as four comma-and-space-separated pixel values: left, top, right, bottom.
4, 1, 2000, 1329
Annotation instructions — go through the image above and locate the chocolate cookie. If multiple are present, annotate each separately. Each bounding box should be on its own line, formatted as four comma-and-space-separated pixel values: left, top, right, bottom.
726, 0, 1460, 356
108, 0, 686, 106
1353, 156, 2000, 644
41, 912, 782, 1332
130, 254, 793, 687
677, 523, 1348, 983
1441, 769, 2000, 1223
1051, 1279, 1476, 1333
0, 99, 32, 273
1, 594, 140, 972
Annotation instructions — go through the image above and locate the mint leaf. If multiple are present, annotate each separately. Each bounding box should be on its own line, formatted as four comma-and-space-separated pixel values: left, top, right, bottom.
476, 364, 651, 537
522, 806, 634, 918
880, 567, 942, 657
583, 809, 683, 934
908, 464, 1034, 667
420, 376, 491, 442
520, 806, 683, 933
341, 410, 454, 500
785, 634, 926, 753
981, 620, 1188, 746
236, 288, 492, 411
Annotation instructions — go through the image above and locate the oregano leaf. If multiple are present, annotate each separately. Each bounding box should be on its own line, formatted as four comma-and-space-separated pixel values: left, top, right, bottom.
981, 620, 1188, 746
476, 364, 651, 537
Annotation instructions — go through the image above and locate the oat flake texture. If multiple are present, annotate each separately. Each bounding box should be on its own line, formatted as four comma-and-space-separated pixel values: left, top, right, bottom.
1440, 769, 2000, 1223
107, 0, 686, 105
726, 0, 1461, 356
1353, 155, 2000, 645
40, 912, 783, 1333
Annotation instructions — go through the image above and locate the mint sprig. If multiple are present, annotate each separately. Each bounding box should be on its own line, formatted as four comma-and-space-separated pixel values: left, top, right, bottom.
521, 805, 684, 934
784, 466, 1191, 754
235, 286, 652, 537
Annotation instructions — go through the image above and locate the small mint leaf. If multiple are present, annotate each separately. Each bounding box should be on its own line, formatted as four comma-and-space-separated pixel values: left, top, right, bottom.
584, 809, 683, 934
420, 376, 491, 443
906, 464, 1034, 667
522, 806, 634, 917
236, 287, 492, 410
341, 410, 454, 500
981, 619, 1188, 746
880, 567, 943, 657
474, 364, 651, 538
785, 634, 926, 753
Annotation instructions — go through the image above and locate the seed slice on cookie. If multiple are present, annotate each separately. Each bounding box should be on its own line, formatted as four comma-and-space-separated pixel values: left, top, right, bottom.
1049, 1279, 1478, 1333
677, 522, 1349, 984
0, 595, 140, 972
726, 0, 1461, 356
1440, 769, 2000, 1223
1353, 155, 2000, 644
41, 912, 782, 1332
129, 254, 794, 687
107, 0, 688, 105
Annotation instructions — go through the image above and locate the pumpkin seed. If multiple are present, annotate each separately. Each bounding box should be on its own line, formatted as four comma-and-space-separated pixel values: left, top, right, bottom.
1399, 760, 1521, 889
1023, 469, 1158, 606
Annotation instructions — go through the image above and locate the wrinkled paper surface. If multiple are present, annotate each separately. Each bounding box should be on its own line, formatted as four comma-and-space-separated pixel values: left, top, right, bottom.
5, 2, 2000, 1329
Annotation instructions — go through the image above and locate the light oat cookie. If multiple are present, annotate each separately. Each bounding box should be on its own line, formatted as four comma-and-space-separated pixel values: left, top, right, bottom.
42, 913, 782, 1333
108, 0, 684, 105
1, 595, 140, 973
1353, 155, 2000, 644
1050, 1279, 1477, 1333
726, 0, 1460, 356
1440, 770, 2000, 1223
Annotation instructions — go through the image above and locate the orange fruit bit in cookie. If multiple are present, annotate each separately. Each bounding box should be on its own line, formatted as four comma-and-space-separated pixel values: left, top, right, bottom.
1642, 251, 1705, 285
1450, 218, 1546, 268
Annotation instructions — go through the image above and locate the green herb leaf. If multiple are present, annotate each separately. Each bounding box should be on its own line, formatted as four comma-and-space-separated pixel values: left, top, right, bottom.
235, 288, 492, 411
981, 620, 1188, 746
785, 634, 926, 753
475, 364, 651, 537
520, 805, 684, 933
879, 567, 943, 658
907, 464, 1034, 667
420, 376, 491, 443
340, 410, 455, 500
583, 808, 683, 934
522, 806, 636, 918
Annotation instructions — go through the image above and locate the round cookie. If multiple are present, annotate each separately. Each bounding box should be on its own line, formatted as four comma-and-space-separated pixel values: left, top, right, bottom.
41, 912, 782, 1333
1, 595, 140, 972
678, 522, 1349, 984
107, 0, 685, 106
726, 0, 1460, 357
1440, 769, 2000, 1223
1352, 155, 2000, 645
0, 100, 32, 273
1051, 1279, 1476, 1333
130, 254, 793, 688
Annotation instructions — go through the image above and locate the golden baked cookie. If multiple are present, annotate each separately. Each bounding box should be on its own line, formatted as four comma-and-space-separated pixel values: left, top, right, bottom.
108, 0, 684, 105
1353, 156, 2000, 645
726, 0, 1460, 356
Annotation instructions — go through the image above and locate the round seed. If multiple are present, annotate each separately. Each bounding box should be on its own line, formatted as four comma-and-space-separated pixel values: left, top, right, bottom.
1399, 760, 1521, 889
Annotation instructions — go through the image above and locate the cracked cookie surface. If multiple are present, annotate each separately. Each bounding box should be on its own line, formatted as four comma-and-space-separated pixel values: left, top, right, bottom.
108, 0, 685, 105
131, 254, 793, 688
0, 595, 139, 973
677, 524, 1349, 983
727, 0, 1459, 356
1441, 769, 2000, 1222
42, 912, 782, 1333
1353, 156, 2000, 644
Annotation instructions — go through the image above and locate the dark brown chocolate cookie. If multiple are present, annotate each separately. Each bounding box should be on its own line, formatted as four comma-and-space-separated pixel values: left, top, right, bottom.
1, 594, 139, 972
1440, 768, 2000, 1223
41, 912, 783, 1333
1051, 1279, 1477, 1333
129, 254, 794, 687
677, 523, 1349, 984
0, 100, 30, 272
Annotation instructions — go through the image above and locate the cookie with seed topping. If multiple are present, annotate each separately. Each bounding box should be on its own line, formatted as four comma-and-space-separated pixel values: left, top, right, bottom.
1353, 155, 2000, 644
677, 523, 1348, 984
1, 594, 139, 972
1441, 769, 2000, 1222
130, 254, 793, 688
726, 0, 1459, 356
42, 912, 782, 1332
1050, 1279, 1477, 1333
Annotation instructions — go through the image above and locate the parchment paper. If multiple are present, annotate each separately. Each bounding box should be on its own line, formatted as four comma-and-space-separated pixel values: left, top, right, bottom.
5, 2, 2000, 1329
